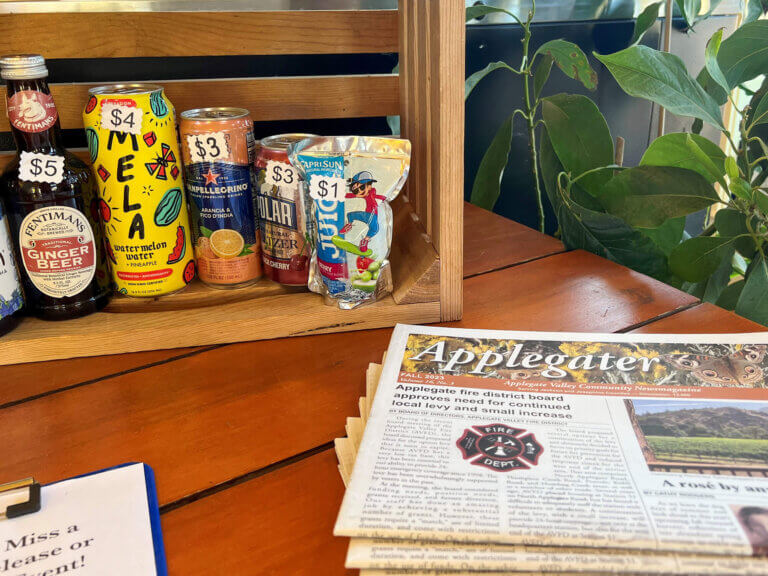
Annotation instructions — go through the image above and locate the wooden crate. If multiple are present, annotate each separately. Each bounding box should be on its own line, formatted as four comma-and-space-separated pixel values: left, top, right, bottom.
0, 1, 464, 365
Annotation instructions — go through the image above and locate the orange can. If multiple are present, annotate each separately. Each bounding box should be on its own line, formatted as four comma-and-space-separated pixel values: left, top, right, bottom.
179, 108, 262, 288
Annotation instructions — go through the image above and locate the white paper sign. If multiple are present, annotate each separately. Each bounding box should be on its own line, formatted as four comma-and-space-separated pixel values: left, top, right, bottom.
185, 132, 228, 163
0, 464, 158, 575
308, 174, 346, 202
19, 151, 65, 184
264, 160, 298, 188
100, 103, 143, 135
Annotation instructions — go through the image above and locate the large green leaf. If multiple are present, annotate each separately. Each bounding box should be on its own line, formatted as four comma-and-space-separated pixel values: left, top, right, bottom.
540, 129, 669, 281
641, 217, 686, 256
470, 114, 515, 210
750, 91, 768, 127
631, 2, 663, 46
669, 236, 736, 282
674, 0, 700, 29
717, 279, 745, 310
640, 132, 726, 185
594, 166, 719, 228
596, 46, 724, 129
700, 21, 768, 104
682, 246, 734, 303
714, 208, 757, 257
541, 94, 613, 193
746, 0, 768, 23
704, 28, 730, 95
736, 253, 768, 325
466, 61, 516, 100
534, 40, 597, 90
533, 54, 554, 101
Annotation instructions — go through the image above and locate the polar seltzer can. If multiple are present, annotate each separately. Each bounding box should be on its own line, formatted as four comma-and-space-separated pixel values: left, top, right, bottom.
82, 84, 195, 296
256, 133, 315, 285
180, 108, 262, 288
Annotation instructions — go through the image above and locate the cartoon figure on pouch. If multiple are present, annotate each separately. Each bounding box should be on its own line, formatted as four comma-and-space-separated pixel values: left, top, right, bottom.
331, 171, 386, 257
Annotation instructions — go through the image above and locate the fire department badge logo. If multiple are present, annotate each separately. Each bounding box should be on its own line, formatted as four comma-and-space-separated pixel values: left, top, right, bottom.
456, 423, 543, 472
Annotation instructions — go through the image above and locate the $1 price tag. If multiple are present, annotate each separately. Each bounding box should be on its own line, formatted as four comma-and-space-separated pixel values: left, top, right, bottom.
19, 151, 65, 185
186, 132, 228, 162
264, 160, 297, 188
100, 103, 143, 135
308, 175, 346, 202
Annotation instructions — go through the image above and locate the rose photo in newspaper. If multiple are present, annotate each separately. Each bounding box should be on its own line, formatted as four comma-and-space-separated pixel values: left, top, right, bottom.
335, 325, 768, 561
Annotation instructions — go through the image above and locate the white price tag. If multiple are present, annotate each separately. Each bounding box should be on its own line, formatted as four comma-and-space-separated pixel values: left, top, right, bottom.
19, 151, 65, 184
100, 103, 143, 135
186, 132, 228, 162
264, 160, 297, 188
308, 174, 346, 202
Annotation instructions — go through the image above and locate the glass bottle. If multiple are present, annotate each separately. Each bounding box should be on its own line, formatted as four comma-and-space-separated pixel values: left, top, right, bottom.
0, 195, 24, 335
0, 54, 110, 320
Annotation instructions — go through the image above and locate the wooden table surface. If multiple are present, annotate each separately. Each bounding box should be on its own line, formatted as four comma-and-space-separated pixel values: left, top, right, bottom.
0, 203, 764, 575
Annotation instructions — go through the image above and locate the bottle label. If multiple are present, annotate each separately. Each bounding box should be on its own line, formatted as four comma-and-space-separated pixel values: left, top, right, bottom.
19, 206, 96, 298
6, 90, 58, 133
0, 211, 23, 319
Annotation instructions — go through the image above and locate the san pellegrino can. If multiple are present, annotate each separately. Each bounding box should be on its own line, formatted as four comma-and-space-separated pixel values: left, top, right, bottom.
180, 107, 262, 288
83, 84, 195, 296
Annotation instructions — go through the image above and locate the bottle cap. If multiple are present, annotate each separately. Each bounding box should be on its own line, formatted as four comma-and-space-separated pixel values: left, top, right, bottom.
0, 55, 48, 80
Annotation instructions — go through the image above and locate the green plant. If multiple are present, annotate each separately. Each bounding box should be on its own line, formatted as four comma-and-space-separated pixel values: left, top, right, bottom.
543, 18, 768, 326
465, 2, 603, 232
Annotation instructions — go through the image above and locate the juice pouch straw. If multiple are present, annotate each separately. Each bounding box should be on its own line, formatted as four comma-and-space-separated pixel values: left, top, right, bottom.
289, 136, 411, 309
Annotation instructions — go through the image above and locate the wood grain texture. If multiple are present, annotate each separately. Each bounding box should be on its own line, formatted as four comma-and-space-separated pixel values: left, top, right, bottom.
429, 0, 465, 321
0, 329, 393, 503
463, 202, 565, 277
162, 449, 353, 576
105, 278, 300, 313
0, 11, 398, 58
0, 75, 399, 132
0, 294, 440, 365
0, 346, 207, 407
451, 250, 698, 333
631, 302, 767, 333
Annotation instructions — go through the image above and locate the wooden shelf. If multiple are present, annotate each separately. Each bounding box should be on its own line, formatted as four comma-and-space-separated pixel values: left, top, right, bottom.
0, 292, 440, 365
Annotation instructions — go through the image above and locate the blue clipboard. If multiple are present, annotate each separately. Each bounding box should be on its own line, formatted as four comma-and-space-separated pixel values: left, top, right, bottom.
2, 462, 168, 576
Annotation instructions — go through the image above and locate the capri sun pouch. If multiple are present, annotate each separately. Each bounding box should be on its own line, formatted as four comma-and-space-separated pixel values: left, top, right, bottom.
288, 136, 411, 309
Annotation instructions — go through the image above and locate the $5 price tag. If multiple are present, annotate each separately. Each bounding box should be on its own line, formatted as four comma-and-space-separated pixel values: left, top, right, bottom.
19, 151, 65, 185
308, 175, 346, 202
100, 103, 143, 135
264, 160, 297, 188
186, 132, 228, 162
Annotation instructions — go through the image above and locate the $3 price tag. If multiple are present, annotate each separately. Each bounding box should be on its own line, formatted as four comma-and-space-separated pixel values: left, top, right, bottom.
308, 175, 346, 202
19, 151, 65, 185
186, 132, 228, 162
264, 160, 297, 188
100, 103, 143, 135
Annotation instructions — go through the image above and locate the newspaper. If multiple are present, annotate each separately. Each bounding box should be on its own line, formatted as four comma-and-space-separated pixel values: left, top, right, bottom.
335, 326, 768, 561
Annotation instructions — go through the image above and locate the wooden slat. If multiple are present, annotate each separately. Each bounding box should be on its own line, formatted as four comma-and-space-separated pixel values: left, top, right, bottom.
0, 11, 398, 58
0, 249, 698, 506
631, 302, 766, 333
429, 0, 464, 321
0, 346, 208, 407
0, 294, 439, 365
0, 75, 399, 132
453, 250, 697, 333
463, 201, 565, 278
162, 449, 353, 576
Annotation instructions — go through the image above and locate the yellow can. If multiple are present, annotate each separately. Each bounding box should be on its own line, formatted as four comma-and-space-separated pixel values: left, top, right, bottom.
82, 84, 195, 297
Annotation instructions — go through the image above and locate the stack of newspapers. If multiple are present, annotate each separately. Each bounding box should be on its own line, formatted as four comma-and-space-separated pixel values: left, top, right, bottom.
334, 324, 768, 575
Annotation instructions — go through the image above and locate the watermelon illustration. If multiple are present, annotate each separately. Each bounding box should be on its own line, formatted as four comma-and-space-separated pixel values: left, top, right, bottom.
183, 259, 196, 284
167, 225, 187, 265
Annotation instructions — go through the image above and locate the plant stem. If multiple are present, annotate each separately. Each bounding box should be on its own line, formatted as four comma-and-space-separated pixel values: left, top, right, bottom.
521, 15, 544, 233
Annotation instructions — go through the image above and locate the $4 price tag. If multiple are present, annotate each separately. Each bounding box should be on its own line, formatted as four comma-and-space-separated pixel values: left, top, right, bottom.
100, 102, 143, 135
19, 151, 65, 185
264, 160, 297, 188
308, 175, 346, 202
186, 132, 228, 162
